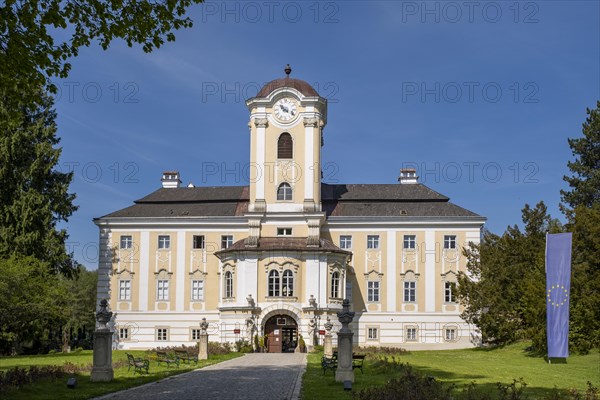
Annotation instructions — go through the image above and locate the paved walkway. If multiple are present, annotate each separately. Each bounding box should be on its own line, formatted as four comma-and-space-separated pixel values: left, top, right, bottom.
96, 353, 307, 400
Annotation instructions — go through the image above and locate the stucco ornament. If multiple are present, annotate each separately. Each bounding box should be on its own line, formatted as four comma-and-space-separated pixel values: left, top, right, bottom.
324, 316, 333, 333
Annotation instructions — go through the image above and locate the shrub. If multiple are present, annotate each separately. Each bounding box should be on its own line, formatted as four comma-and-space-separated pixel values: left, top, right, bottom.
312, 345, 324, 353
353, 364, 454, 400
235, 340, 253, 353
0, 366, 65, 391
207, 341, 231, 355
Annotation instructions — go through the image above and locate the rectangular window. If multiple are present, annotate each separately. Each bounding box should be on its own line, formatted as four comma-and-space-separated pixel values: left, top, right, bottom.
193, 235, 205, 249
445, 328, 456, 341
444, 235, 456, 249
191, 329, 201, 340
192, 280, 204, 301
367, 235, 380, 249
403, 235, 416, 249
367, 281, 380, 302
404, 281, 416, 302
221, 235, 233, 249
277, 228, 292, 236
444, 282, 456, 303
157, 280, 169, 301
119, 280, 131, 301
120, 235, 133, 249
339, 235, 352, 249
119, 328, 129, 340
158, 235, 170, 249
406, 327, 417, 342
157, 328, 168, 341
367, 327, 378, 340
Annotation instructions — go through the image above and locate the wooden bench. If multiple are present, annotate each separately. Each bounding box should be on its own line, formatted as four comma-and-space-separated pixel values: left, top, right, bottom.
321, 355, 337, 375
174, 349, 198, 365
156, 351, 180, 368
126, 353, 149, 374
352, 354, 366, 374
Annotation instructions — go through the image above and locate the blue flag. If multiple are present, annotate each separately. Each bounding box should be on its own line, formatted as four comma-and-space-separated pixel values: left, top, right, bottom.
546, 233, 572, 358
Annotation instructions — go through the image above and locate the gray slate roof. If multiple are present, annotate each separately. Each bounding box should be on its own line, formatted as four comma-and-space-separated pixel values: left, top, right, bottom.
97, 183, 482, 219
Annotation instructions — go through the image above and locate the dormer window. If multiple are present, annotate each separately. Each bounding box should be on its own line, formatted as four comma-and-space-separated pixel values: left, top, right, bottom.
277, 133, 293, 159
277, 228, 292, 236
277, 182, 292, 201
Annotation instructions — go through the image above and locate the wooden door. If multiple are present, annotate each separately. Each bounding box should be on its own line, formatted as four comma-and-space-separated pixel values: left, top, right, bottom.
267, 328, 282, 353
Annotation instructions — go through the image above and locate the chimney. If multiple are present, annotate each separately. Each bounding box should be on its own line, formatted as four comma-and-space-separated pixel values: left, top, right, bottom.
398, 168, 418, 184
161, 171, 181, 188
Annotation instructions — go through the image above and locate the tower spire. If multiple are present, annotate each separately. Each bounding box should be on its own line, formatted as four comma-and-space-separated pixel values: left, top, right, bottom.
284, 64, 292, 77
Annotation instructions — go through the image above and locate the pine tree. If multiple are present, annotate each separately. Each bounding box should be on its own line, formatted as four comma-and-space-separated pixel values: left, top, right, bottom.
0, 90, 78, 276
560, 100, 600, 215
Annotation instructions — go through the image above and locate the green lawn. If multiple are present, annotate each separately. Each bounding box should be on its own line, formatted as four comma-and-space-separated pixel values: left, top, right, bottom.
0, 350, 242, 400
301, 343, 600, 400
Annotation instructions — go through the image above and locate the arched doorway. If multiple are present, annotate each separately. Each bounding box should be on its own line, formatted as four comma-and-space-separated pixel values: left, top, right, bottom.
263, 314, 298, 353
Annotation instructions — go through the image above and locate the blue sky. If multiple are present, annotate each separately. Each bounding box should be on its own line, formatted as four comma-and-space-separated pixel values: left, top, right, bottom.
53, 1, 600, 269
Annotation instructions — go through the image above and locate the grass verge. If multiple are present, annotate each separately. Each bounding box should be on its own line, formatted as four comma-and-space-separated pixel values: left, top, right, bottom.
0, 350, 242, 400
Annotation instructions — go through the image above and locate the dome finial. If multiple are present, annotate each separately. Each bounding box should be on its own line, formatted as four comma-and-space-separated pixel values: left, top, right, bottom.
284, 64, 292, 77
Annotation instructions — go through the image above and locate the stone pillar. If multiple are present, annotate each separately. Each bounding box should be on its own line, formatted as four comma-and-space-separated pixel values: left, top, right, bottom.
335, 299, 355, 383
198, 318, 209, 360
91, 299, 114, 382
323, 316, 334, 357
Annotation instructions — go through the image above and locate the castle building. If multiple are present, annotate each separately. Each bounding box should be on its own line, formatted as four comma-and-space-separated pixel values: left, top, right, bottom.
95, 66, 485, 351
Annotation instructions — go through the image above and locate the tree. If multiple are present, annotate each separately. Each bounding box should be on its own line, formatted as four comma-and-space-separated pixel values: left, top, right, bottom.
1, 0, 203, 108
559, 100, 600, 352
0, 92, 78, 276
457, 202, 562, 351
0, 256, 67, 354
560, 100, 600, 216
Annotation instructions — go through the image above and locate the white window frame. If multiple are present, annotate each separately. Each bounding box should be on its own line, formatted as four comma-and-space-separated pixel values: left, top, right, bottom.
445, 328, 457, 341
120, 235, 133, 249
119, 328, 129, 340
345, 279, 353, 303
193, 235, 205, 249
156, 328, 169, 341
444, 281, 456, 303
331, 271, 341, 299
444, 235, 457, 249
282, 269, 294, 297
339, 235, 352, 249
367, 327, 378, 340
403, 235, 416, 249
277, 228, 292, 236
367, 235, 380, 249
158, 235, 170, 249
404, 281, 416, 303
221, 235, 233, 249
191, 328, 202, 340
119, 279, 131, 301
367, 280, 380, 302
157, 279, 169, 301
192, 279, 204, 301
277, 182, 292, 201
224, 271, 234, 298
406, 327, 417, 342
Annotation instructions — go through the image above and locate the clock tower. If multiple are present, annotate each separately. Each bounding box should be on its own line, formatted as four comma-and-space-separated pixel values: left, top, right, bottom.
246, 65, 327, 216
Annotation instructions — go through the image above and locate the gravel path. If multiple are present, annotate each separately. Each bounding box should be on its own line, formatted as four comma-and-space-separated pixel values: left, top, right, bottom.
94, 353, 307, 400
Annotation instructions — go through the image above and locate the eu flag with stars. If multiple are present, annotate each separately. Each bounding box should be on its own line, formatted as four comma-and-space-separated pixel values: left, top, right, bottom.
546, 233, 572, 358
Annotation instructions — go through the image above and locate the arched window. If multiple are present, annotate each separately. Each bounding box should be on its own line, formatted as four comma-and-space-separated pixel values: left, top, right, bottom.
224, 271, 233, 298
282, 270, 294, 297
277, 133, 293, 159
331, 271, 340, 299
277, 182, 292, 201
268, 270, 280, 297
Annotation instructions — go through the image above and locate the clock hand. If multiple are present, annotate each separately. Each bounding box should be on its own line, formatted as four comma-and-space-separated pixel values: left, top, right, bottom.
280, 105, 289, 113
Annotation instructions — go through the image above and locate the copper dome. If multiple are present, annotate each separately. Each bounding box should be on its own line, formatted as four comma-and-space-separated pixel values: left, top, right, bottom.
256, 77, 319, 98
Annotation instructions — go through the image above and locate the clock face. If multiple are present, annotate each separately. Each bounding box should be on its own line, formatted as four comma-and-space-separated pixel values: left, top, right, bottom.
274, 98, 297, 122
